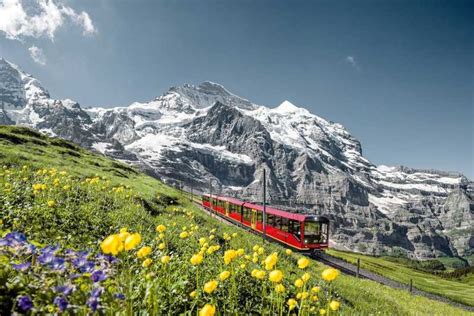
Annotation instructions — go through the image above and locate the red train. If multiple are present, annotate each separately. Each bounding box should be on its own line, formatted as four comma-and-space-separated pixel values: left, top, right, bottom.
201, 194, 329, 251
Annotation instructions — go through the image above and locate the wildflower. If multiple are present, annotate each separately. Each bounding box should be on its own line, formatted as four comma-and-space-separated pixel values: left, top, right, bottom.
236, 248, 245, 256
190, 254, 204, 265
252, 257, 258, 263
301, 272, 311, 282
319, 309, 327, 315
180, 231, 189, 239
264, 252, 278, 270
161, 255, 170, 264
286, 249, 293, 255
311, 286, 321, 293
158, 233, 165, 240
114, 293, 126, 300
329, 300, 340, 311
156, 224, 166, 233
203, 280, 218, 294
253, 245, 259, 252
199, 304, 216, 316
55, 285, 75, 296
294, 278, 304, 288
287, 298, 297, 311
257, 247, 264, 255
137, 246, 152, 258
100, 234, 122, 255
87, 296, 98, 312
269, 270, 283, 283
223, 249, 237, 265
158, 242, 166, 250
275, 284, 285, 293
240, 263, 246, 269
321, 268, 340, 282
142, 258, 153, 267
47, 200, 56, 207
18, 295, 33, 312
12, 262, 30, 272
190, 291, 197, 298
232, 233, 237, 238
297, 257, 310, 269
255, 270, 266, 280
219, 270, 231, 281
300, 291, 309, 299
311, 295, 318, 302
91, 270, 107, 283
54, 296, 68, 312
199, 237, 207, 245
124, 233, 141, 250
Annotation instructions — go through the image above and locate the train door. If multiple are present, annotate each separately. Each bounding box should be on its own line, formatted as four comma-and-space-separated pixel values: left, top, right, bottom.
225, 201, 230, 216
251, 209, 257, 229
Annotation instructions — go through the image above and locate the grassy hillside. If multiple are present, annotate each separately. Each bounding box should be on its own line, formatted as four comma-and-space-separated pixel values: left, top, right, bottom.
0, 125, 471, 315
327, 249, 474, 306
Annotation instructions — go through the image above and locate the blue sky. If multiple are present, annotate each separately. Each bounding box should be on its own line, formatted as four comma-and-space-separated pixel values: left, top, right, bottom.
0, 0, 472, 178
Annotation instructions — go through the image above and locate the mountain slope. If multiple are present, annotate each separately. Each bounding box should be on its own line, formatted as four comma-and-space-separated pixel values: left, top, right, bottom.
1, 58, 472, 259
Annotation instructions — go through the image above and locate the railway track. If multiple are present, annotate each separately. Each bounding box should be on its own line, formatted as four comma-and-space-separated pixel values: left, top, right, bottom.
188, 197, 474, 312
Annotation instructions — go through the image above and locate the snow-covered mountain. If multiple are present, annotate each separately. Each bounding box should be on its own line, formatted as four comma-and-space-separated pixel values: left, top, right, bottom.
1, 58, 472, 259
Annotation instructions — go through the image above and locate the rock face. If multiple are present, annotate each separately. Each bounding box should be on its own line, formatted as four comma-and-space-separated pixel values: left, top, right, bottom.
1, 58, 473, 259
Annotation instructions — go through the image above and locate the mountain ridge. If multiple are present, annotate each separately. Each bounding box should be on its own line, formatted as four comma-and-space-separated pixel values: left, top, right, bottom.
1, 58, 472, 259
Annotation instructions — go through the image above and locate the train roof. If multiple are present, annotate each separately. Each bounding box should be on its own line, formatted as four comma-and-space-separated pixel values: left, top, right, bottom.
204, 194, 312, 222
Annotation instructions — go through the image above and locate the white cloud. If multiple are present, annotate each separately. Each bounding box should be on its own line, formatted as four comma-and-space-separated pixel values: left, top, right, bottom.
345, 55, 360, 70
28, 45, 46, 65
0, 0, 96, 41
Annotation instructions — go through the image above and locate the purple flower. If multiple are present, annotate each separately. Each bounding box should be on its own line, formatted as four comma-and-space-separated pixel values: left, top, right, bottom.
24, 243, 36, 254
91, 287, 103, 298
86, 296, 98, 312
91, 270, 107, 283
1, 232, 27, 247
12, 262, 30, 272
18, 295, 33, 312
51, 257, 66, 271
114, 293, 125, 300
55, 285, 75, 296
54, 296, 68, 312
38, 252, 55, 265
96, 254, 118, 265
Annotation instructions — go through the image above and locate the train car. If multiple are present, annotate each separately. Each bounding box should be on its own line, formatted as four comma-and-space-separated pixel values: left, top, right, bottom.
201, 194, 329, 251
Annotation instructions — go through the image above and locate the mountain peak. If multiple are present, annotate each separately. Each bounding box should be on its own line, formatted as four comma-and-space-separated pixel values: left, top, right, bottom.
274, 100, 308, 114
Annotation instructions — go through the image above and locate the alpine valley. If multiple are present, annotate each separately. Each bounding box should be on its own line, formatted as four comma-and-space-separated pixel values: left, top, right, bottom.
1, 58, 472, 260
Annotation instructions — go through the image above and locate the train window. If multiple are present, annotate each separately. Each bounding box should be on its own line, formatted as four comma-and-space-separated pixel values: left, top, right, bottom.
303, 221, 327, 244
266, 214, 274, 227
274, 216, 282, 229
243, 207, 252, 221
203, 196, 209, 203
257, 211, 262, 223
281, 218, 288, 231
288, 220, 300, 239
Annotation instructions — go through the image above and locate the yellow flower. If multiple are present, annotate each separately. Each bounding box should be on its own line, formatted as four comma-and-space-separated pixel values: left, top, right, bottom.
236, 248, 245, 256
252, 245, 259, 252
158, 233, 165, 240
203, 280, 218, 294
199, 237, 207, 245
156, 224, 167, 233
137, 246, 152, 258
180, 231, 189, 239
240, 263, 246, 269
142, 258, 152, 267
119, 231, 130, 241
47, 200, 56, 207
301, 272, 311, 282
158, 242, 166, 250
275, 284, 285, 293
294, 278, 304, 288
219, 270, 231, 281
297, 257, 310, 269
223, 249, 237, 265
161, 255, 170, 264
300, 291, 309, 300
252, 257, 258, 263
321, 268, 340, 282
264, 252, 278, 270
319, 309, 327, 315
232, 233, 237, 238
251, 269, 258, 278
63, 185, 70, 191
100, 234, 122, 255
311, 295, 318, 302
311, 286, 321, 293
124, 233, 141, 250
287, 298, 297, 311
257, 247, 264, 255
190, 254, 204, 265
189, 291, 197, 298
199, 304, 216, 316
285, 249, 292, 255
255, 270, 266, 280
329, 300, 340, 311
269, 270, 283, 283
